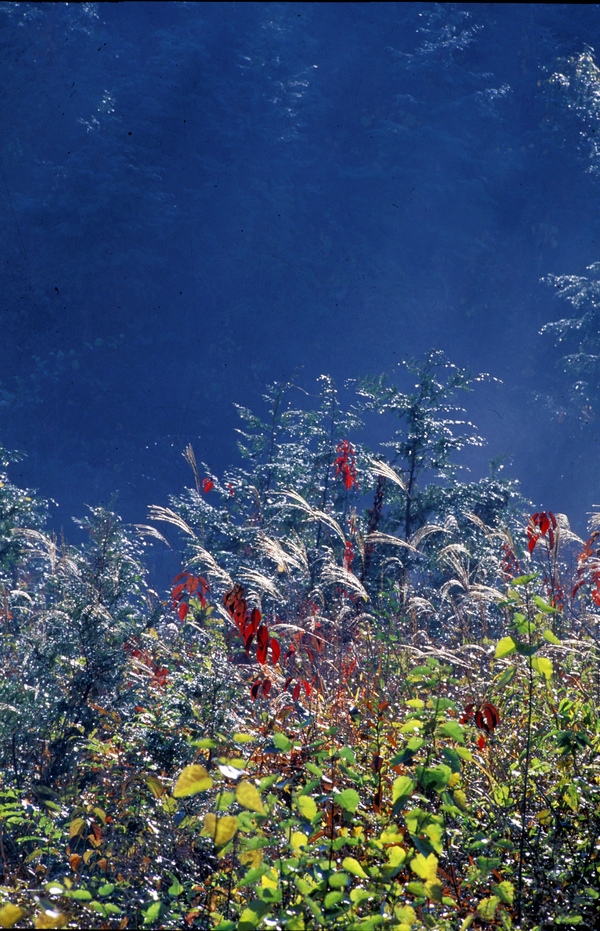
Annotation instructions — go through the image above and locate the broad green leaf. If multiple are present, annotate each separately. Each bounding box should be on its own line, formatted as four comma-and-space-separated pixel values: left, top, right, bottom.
495, 666, 516, 688
97, 884, 115, 897
289, 831, 309, 854
543, 629, 561, 645
328, 871, 349, 888
237, 901, 271, 930
510, 573, 537, 586
168, 876, 184, 896
324, 891, 343, 908
394, 905, 416, 927
438, 721, 465, 743
272, 732, 292, 752
342, 856, 369, 879
233, 733, 256, 743
495, 636, 516, 658
477, 896, 499, 920
236, 781, 265, 814
0, 904, 24, 929
406, 698, 425, 709
173, 765, 213, 797
533, 595, 557, 613
411, 852, 438, 882
493, 881, 514, 905
532, 655, 553, 680
202, 813, 238, 846
295, 795, 318, 821
216, 790, 235, 811
142, 902, 163, 927
387, 846, 407, 868
336, 788, 360, 813
392, 775, 415, 805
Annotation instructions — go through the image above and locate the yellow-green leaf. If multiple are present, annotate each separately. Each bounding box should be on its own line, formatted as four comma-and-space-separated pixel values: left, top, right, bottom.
146, 775, 165, 798
289, 831, 309, 855
410, 852, 438, 883
202, 813, 238, 846
236, 780, 265, 814
495, 636, 516, 658
173, 765, 213, 797
342, 856, 369, 879
532, 655, 553, 681
0, 904, 24, 929
295, 794, 318, 821
477, 895, 500, 921
68, 818, 85, 839
543, 629, 561, 645
493, 880, 514, 905
33, 911, 66, 930
336, 788, 360, 813
392, 775, 415, 804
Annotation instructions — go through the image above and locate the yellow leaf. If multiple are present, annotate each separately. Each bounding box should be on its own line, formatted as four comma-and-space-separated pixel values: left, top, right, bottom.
386, 846, 407, 868
34, 910, 66, 930
239, 848, 263, 868
173, 765, 213, 797
202, 813, 238, 846
261, 867, 279, 889
69, 817, 85, 839
290, 831, 309, 855
235, 780, 265, 814
410, 852, 438, 883
0, 904, 24, 929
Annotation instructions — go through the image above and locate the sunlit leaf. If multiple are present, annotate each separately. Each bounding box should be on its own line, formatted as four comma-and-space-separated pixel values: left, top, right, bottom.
495, 636, 516, 658
173, 765, 213, 797
236, 780, 265, 814
493, 881, 514, 905
202, 813, 238, 846
0, 904, 24, 929
543, 629, 561, 644
532, 655, 553, 681
69, 817, 85, 839
477, 896, 500, 920
342, 856, 369, 879
295, 795, 318, 821
392, 775, 415, 806
336, 788, 360, 813
411, 852, 438, 882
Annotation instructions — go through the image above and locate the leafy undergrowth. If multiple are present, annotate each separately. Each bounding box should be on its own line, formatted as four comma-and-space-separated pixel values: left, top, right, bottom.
1, 359, 599, 929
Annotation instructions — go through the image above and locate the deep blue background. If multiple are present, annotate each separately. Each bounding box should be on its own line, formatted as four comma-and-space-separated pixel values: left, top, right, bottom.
2, 2, 600, 576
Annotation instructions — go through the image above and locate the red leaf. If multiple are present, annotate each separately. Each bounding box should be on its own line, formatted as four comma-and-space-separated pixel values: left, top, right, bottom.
269, 637, 281, 666
477, 735, 486, 750
186, 576, 199, 593
202, 478, 214, 493
262, 679, 272, 697
292, 683, 300, 701
178, 603, 189, 621
257, 625, 269, 649
301, 679, 312, 698
250, 680, 261, 700
172, 582, 186, 601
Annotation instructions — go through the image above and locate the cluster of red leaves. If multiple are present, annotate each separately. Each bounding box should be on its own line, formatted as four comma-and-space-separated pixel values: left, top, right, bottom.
123, 640, 168, 688
334, 439, 358, 491
172, 572, 209, 621
223, 584, 281, 699
527, 511, 557, 554
343, 540, 354, 572
201, 477, 214, 493
501, 543, 521, 581
572, 530, 600, 605
461, 701, 500, 750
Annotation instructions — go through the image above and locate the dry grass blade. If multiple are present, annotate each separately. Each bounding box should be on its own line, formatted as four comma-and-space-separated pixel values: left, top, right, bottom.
320, 562, 369, 601
255, 532, 308, 574
188, 547, 233, 587
364, 531, 419, 554
135, 524, 172, 548
368, 459, 407, 492
147, 505, 197, 539
183, 443, 202, 495
276, 489, 346, 544
238, 567, 281, 600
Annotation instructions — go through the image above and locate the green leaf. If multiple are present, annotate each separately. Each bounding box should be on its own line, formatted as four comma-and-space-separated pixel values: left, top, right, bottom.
336, 788, 360, 813
495, 636, 516, 658
272, 733, 292, 752
342, 856, 369, 879
295, 795, 318, 822
324, 891, 344, 908
495, 666, 516, 688
438, 721, 465, 743
493, 881, 514, 905
477, 896, 499, 920
510, 573, 537, 586
532, 655, 553, 680
97, 884, 115, 897
392, 775, 415, 806
233, 733, 256, 743
143, 901, 163, 926
168, 876, 184, 896
533, 595, 557, 613
173, 765, 213, 797
411, 852, 438, 882
542, 629, 561, 645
